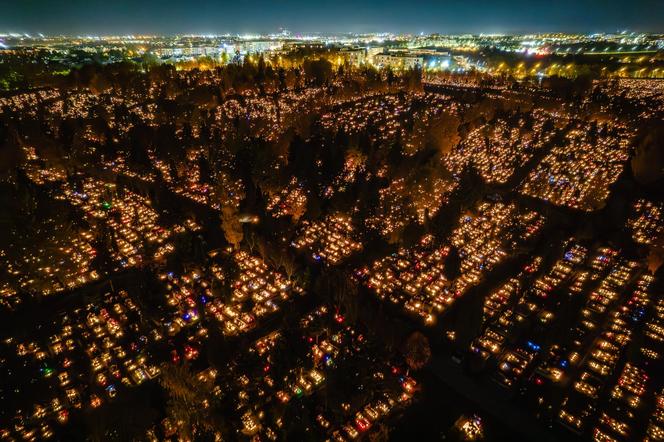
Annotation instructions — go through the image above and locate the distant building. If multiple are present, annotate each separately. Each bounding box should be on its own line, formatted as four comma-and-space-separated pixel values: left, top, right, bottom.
367, 47, 385, 59
373, 53, 423, 70
340, 48, 367, 66
239, 40, 282, 54
283, 41, 326, 51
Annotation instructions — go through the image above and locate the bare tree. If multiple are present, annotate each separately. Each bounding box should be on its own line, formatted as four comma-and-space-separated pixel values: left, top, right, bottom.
160, 364, 215, 440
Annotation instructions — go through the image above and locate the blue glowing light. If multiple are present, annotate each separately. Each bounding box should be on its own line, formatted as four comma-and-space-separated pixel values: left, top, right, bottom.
527, 341, 541, 352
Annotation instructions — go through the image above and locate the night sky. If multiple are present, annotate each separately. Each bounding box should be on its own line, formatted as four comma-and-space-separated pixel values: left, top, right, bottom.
2, 0, 663, 35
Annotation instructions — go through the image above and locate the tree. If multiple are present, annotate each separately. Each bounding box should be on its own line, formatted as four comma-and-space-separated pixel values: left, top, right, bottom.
632, 120, 664, 187
245, 230, 260, 254
0, 124, 25, 182
405, 67, 423, 92
303, 58, 333, 86
402, 331, 431, 371
91, 223, 115, 273
444, 245, 461, 281
428, 112, 461, 155
647, 235, 664, 274
220, 204, 243, 250
291, 198, 307, 223
316, 268, 359, 324
126, 122, 153, 170
280, 250, 298, 281
160, 364, 216, 441
457, 164, 485, 211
